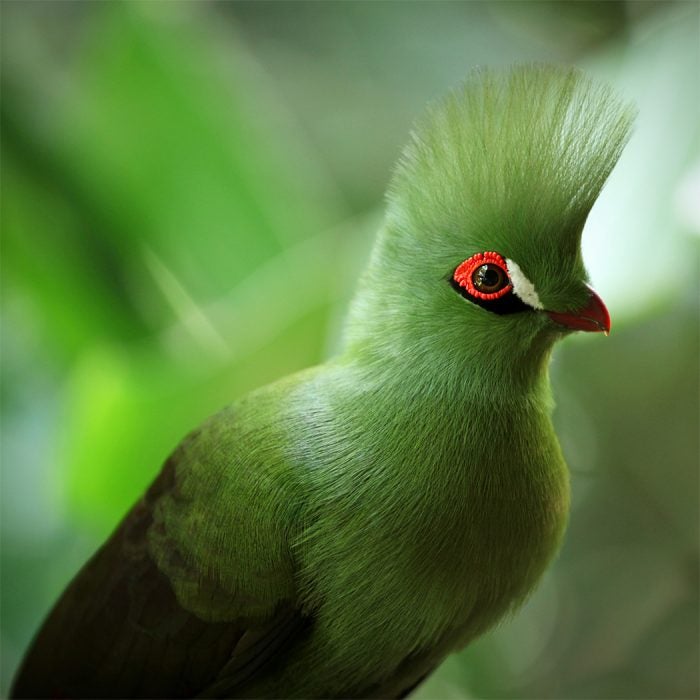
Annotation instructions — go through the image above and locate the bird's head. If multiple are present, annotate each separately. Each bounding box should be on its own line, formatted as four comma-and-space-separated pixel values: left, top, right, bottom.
344, 65, 634, 383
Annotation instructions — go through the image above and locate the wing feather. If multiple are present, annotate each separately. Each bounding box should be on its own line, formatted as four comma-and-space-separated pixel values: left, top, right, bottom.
12, 451, 308, 698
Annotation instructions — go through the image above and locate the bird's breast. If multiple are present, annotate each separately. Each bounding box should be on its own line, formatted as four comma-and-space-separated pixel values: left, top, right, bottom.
287, 371, 571, 691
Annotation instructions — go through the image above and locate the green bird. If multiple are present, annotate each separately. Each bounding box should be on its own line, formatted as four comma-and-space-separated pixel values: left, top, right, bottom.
12, 65, 634, 699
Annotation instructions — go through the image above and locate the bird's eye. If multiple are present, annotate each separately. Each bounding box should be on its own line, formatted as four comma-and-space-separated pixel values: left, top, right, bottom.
473, 264, 507, 294
453, 252, 512, 300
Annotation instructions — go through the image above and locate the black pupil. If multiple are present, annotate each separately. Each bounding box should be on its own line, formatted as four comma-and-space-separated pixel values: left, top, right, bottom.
473, 264, 505, 292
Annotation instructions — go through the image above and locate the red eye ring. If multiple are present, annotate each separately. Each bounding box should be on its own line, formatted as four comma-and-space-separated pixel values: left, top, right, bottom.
453, 251, 512, 300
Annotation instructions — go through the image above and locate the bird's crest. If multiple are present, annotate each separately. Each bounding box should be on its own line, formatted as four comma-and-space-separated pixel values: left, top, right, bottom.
388, 65, 635, 256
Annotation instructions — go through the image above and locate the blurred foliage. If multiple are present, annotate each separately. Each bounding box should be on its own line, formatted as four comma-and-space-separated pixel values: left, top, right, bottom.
1, 1, 698, 698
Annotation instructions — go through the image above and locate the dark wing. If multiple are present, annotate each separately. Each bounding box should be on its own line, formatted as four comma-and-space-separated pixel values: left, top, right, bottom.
11, 458, 310, 699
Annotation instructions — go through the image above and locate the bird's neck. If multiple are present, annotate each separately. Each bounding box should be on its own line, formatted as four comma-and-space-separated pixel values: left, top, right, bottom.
339, 322, 556, 405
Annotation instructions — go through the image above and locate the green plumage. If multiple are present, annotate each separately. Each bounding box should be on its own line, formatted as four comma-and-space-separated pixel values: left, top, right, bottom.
12, 65, 634, 699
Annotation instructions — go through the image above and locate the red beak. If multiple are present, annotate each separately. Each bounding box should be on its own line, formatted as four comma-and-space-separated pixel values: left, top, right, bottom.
546, 285, 611, 335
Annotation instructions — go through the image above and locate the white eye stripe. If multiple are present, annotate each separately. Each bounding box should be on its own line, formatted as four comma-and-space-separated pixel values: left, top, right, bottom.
505, 258, 543, 310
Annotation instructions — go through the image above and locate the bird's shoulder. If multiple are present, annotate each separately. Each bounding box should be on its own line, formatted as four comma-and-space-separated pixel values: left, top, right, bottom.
11, 377, 314, 699
148, 374, 310, 622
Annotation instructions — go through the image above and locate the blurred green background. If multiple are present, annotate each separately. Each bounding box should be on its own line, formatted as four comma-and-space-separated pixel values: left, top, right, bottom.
1, 1, 698, 698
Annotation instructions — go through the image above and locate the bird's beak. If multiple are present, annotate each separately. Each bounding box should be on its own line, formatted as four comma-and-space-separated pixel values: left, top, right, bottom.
546, 285, 611, 335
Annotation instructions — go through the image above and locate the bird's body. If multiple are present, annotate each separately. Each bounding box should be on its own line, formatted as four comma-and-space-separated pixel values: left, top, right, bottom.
12, 66, 633, 698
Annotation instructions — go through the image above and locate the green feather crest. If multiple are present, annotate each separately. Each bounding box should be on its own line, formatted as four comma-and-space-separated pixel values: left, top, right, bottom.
388, 64, 635, 257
